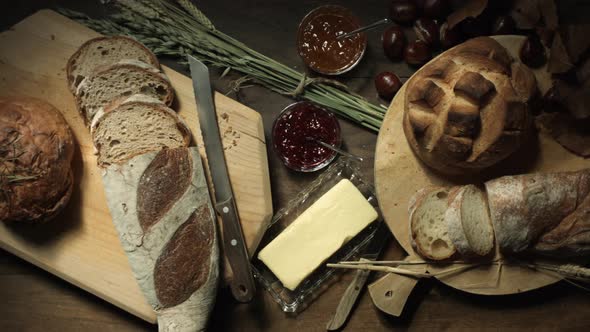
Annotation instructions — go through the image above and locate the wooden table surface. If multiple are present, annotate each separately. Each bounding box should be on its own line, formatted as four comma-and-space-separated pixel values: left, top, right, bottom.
1, 1, 589, 331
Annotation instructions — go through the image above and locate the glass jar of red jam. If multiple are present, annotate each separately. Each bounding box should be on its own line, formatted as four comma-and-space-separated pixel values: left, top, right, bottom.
297, 5, 367, 75
272, 101, 342, 172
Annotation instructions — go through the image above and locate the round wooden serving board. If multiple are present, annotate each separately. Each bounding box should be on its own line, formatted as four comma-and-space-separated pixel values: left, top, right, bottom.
375, 35, 590, 295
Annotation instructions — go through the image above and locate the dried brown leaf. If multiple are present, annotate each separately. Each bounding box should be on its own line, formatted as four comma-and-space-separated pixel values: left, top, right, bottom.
553, 79, 590, 120
510, 0, 541, 30
566, 80, 590, 120
536, 27, 555, 46
561, 24, 590, 64
577, 57, 590, 83
548, 33, 574, 74
537, 112, 590, 157
447, 0, 488, 29
539, 0, 558, 29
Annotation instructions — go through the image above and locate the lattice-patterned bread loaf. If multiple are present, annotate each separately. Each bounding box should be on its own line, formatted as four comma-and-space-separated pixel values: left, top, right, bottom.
403, 37, 537, 175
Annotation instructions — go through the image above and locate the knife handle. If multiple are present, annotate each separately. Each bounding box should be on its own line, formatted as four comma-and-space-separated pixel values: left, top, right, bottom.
216, 198, 256, 302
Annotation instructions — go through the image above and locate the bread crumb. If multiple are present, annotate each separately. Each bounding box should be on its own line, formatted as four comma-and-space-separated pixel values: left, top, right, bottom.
220, 112, 229, 121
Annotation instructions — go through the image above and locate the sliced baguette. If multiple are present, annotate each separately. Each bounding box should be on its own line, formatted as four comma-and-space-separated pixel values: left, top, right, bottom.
76, 60, 174, 125
445, 185, 494, 257
92, 94, 191, 167
409, 186, 456, 260
67, 36, 159, 93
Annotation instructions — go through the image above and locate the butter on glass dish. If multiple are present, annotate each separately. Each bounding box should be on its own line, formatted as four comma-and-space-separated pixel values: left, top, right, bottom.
252, 158, 383, 313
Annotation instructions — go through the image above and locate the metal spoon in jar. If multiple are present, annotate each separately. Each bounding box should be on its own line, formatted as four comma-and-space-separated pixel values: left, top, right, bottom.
306, 137, 364, 162
336, 18, 392, 40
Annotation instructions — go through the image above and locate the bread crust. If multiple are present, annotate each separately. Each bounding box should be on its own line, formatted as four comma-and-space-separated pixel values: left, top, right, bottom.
0, 97, 74, 223
403, 37, 536, 175
485, 170, 590, 254
102, 148, 218, 330
66, 36, 159, 93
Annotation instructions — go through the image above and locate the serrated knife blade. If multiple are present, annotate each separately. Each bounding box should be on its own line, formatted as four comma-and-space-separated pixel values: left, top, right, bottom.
188, 55, 256, 303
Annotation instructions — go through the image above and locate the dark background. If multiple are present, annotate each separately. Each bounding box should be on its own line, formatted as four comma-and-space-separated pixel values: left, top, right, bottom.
1, 1, 590, 331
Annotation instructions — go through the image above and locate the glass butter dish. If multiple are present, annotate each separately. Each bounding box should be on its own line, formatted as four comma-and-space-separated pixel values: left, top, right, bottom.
251, 157, 383, 313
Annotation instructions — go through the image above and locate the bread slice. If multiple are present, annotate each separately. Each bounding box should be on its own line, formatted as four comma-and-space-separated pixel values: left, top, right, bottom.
67, 36, 159, 93
76, 60, 174, 125
445, 185, 494, 257
92, 94, 191, 167
409, 186, 456, 260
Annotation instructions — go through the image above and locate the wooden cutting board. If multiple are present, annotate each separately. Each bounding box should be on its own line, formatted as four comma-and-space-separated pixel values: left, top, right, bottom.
0, 10, 273, 323
375, 35, 590, 297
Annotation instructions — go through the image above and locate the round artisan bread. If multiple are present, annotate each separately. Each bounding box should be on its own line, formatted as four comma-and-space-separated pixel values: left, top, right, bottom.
403, 37, 537, 175
0, 97, 75, 223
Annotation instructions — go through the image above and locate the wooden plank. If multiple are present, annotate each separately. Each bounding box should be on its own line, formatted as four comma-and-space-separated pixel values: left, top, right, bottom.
374, 36, 586, 296
0, 9, 272, 323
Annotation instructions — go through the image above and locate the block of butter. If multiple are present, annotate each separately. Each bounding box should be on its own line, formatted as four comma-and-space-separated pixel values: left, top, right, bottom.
258, 179, 378, 291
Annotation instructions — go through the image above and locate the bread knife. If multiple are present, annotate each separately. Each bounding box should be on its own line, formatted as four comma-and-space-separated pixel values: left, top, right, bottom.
326, 221, 390, 330
188, 55, 256, 303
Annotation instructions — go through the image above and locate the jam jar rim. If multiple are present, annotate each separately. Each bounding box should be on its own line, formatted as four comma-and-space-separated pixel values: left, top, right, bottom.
272, 101, 342, 172
296, 5, 368, 76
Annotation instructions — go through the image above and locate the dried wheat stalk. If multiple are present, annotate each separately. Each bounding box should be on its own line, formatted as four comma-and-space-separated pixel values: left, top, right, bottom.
57, 0, 388, 132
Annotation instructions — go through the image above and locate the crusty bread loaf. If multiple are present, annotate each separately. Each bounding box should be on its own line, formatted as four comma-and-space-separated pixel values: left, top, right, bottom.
445, 185, 494, 257
91, 94, 191, 167
102, 147, 218, 331
66, 36, 159, 93
66, 37, 217, 330
534, 191, 590, 257
485, 169, 590, 254
76, 60, 174, 125
403, 37, 537, 175
0, 97, 74, 223
409, 186, 456, 260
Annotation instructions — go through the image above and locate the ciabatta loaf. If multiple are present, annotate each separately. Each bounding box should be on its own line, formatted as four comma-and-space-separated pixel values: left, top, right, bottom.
67, 36, 159, 93
92, 94, 191, 167
485, 169, 590, 254
403, 37, 536, 175
102, 147, 218, 331
445, 185, 494, 257
409, 186, 456, 260
76, 60, 174, 125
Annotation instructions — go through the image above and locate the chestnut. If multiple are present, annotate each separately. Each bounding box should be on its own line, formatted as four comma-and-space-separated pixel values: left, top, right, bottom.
375, 71, 402, 100
440, 22, 463, 49
382, 26, 407, 61
414, 18, 439, 47
492, 15, 516, 35
404, 40, 431, 66
389, 0, 418, 25
422, 0, 450, 19
520, 35, 546, 68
